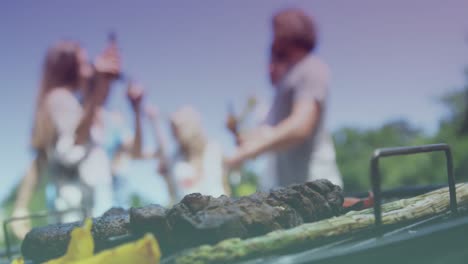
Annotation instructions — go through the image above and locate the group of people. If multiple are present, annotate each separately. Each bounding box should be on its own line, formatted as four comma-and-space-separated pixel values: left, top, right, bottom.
10, 8, 343, 239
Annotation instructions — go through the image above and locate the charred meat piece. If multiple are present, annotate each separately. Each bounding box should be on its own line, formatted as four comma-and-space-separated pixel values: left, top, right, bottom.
21, 221, 81, 262
21, 208, 131, 263
264, 196, 304, 229
236, 195, 284, 236
92, 209, 131, 252
165, 194, 249, 252
269, 187, 317, 222
130, 204, 169, 249
291, 184, 332, 221
305, 180, 344, 216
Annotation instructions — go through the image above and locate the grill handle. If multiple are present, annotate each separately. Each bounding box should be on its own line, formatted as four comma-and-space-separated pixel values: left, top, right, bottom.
370, 143, 457, 226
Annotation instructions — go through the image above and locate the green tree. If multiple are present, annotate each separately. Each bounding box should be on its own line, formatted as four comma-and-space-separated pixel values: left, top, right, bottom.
334, 120, 435, 192
334, 66, 468, 192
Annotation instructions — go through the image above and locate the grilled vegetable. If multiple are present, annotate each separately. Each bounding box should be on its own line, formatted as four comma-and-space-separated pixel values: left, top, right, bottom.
46, 218, 94, 264
71, 234, 160, 264
44, 218, 160, 264
10, 257, 24, 264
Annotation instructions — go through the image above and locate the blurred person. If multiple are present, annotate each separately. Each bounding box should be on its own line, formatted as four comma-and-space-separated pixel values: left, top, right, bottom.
96, 81, 145, 209
88, 33, 145, 208
226, 9, 343, 190
11, 40, 121, 238
147, 105, 228, 202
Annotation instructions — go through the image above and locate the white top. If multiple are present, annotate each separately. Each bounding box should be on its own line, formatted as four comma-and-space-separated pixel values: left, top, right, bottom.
172, 142, 226, 200
262, 54, 343, 190
45, 88, 86, 166
45, 88, 112, 186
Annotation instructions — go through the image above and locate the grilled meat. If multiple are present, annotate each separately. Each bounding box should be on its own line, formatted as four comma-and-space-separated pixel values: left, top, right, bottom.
21, 179, 343, 262
131, 179, 343, 253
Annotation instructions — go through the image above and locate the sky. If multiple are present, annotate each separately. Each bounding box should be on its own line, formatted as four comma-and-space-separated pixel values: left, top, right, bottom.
0, 0, 467, 203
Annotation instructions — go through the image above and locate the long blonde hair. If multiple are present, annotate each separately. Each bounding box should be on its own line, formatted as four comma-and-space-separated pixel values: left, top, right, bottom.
31, 41, 81, 152
170, 106, 207, 163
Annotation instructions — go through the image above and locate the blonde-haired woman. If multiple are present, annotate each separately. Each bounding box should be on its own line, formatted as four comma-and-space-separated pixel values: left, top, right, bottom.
147, 105, 228, 202
11, 40, 120, 238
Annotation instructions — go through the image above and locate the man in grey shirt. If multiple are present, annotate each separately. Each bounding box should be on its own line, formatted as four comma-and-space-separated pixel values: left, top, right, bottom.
226, 9, 343, 190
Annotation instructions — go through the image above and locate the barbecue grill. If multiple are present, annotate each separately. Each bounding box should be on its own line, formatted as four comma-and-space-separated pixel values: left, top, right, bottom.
226, 144, 467, 264
162, 144, 466, 264
2, 143, 467, 264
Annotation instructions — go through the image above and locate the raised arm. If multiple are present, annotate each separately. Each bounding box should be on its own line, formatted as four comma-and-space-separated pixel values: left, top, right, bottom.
122, 83, 144, 158
76, 45, 121, 145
